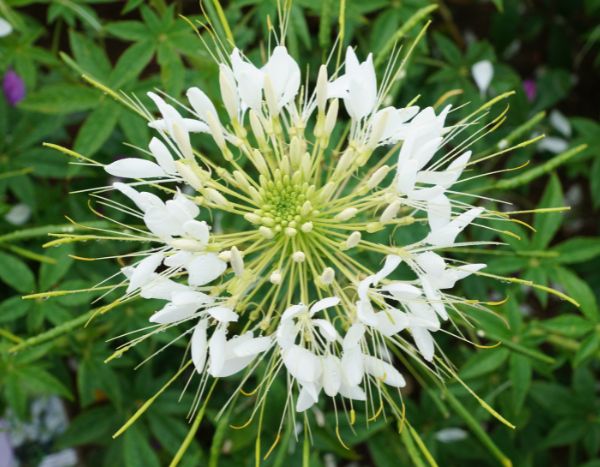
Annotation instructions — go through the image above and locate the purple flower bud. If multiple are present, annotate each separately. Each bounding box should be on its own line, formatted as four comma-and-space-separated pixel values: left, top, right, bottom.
523, 79, 536, 102
3, 69, 25, 106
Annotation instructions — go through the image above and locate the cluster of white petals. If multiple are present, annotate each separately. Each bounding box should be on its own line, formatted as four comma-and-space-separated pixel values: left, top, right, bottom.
87, 37, 500, 424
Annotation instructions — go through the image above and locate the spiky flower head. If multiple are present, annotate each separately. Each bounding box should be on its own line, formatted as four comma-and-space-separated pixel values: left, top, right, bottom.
47, 12, 565, 456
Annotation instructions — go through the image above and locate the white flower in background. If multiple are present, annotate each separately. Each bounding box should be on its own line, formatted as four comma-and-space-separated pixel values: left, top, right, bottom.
0, 17, 12, 37
4, 203, 31, 225
50, 14, 549, 448
471, 60, 494, 95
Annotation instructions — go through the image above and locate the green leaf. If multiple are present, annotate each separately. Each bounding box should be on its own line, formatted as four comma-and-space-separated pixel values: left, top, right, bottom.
105, 21, 151, 41
531, 174, 564, 249
543, 419, 587, 447
459, 348, 509, 380
591, 156, 600, 208
18, 366, 73, 399
39, 244, 74, 291
68, 30, 112, 80
573, 333, 600, 367
74, 102, 121, 156
509, 354, 531, 412
0, 295, 32, 323
553, 267, 599, 321
4, 373, 29, 419
0, 251, 35, 293
56, 406, 117, 448
540, 315, 595, 338
123, 426, 161, 467
433, 32, 462, 64
19, 84, 99, 114
554, 237, 600, 264
110, 41, 155, 88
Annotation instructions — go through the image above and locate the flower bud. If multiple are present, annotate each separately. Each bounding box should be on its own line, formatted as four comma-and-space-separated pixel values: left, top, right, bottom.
343, 231, 361, 250
367, 165, 390, 189
219, 64, 238, 120
205, 188, 229, 207
380, 200, 401, 223
301, 222, 313, 233
230, 246, 244, 276
175, 161, 203, 190
249, 110, 266, 146
335, 207, 358, 221
324, 99, 339, 136
321, 267, 335, 285
171, 121, 193, 160
270, 270, 282, 284
292, 251, 305, 262
244, 213, 262, 224
259, 226, 274, 239
316, 65, 328, 113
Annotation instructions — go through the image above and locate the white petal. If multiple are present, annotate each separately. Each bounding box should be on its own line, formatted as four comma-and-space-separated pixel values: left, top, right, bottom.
149, 302, 198, 324
262, 46, 301, 109
149, 118, 209, 133
363, 355, 406, 388
357, 299, 378, 327
208, 326, 227, 376
427, 194, 451, 231
171, 191, 200, 218
139, 276, 188, 300
149, 137, 177, 175
342, 323, 365, 350
191, 319, 208, 373
407, 302, 440, 330
0, 17, 12, 37
357, 275, 376, 301
182, 220, 210, 245
322, 355, 342, 397
341, 346, 364, 386
282, 345, 321, 383
373, 308, 409, 337
230, 48, 264, 111
186, 253, 227, 286
327, 75, 349, 99
4, 203, 31, 226
411, 326, 435, 361
127, 253, 164, 293
420, 276, 448, 321
113, 182, 160, 213
207, 306, 239, 323
343, 48, 377, 120
214, 355, 254, 377
172, 289, 214, 306
471, 60, 493, 94
381, 282, 422, 300
186, 87, 218, 122
164, 250, 193, 269
549, 110, 571, 137
372, 255, 403, 284
276, 319, 299, 350
396, 159, 419, 194
537, 137, 568, 154
281, 304, 308, 321
296, 383, 320, 412
416, 251, 446, 277
426, 207, 484, 247
313, 319, 339, 342
339, 383, 366, 401
232, 336, 272, 357
309, 296, 340, 316
105, 158, 166, 179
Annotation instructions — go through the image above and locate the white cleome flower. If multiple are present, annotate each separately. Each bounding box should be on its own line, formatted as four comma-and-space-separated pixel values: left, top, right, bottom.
55, 17, 557, 452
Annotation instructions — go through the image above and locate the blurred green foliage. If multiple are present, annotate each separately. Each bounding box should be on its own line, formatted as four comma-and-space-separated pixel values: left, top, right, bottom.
0, 0, 599, 466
